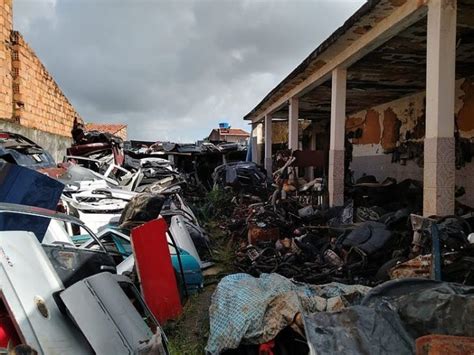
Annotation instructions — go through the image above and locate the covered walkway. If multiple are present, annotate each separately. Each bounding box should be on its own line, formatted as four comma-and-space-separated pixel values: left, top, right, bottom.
245, 0, 474, 216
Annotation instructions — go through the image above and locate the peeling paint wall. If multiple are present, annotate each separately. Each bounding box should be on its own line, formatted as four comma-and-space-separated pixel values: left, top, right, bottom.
347, 77, 474, 206
347, 90, 426, 159
272, 121, 289, 145
457, 79, 474, 138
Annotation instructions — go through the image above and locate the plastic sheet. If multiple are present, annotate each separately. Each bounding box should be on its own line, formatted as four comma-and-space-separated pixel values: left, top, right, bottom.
303, 279, 474, 355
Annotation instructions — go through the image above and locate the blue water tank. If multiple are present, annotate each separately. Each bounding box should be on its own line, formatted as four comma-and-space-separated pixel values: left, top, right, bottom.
219, 122, 230, 129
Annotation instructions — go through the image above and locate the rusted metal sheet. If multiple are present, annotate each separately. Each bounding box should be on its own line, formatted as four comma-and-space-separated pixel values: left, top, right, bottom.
416, 334, 474, 355
247, 223, 280, 244
389, 255, 431, 279
292, 149, 326, 168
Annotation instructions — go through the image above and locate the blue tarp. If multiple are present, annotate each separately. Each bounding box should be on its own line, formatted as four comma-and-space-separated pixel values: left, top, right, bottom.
0, 162, 64, 241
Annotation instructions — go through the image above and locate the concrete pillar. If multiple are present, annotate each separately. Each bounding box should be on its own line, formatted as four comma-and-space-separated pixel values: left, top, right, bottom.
328, 68, 347, 207
307, 122, 318, 181
251, 122, 264, 164
288, 97, 299, 151
167, 154, 176, 166
423, 0, 456, 217
264, 114, 273, 175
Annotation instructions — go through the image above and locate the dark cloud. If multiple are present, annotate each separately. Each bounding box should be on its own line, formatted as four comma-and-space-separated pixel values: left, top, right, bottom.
14, 0, 364, 142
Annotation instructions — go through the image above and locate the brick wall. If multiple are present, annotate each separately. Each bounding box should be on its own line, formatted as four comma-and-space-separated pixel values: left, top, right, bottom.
11, 31, 81, 137
85, 123, 128, 140
0, 0, 12, 119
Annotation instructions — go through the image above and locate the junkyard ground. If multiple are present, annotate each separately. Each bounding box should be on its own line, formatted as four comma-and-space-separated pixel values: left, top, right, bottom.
166, 206, 236, 355
166, 284, 216, 354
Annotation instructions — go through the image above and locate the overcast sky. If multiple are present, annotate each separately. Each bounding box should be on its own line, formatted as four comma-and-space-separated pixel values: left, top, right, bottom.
14, 0, 365, 142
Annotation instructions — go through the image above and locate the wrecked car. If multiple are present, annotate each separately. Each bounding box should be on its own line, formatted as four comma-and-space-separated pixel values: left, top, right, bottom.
0, 131, 55, 169
0, 203, 168, 354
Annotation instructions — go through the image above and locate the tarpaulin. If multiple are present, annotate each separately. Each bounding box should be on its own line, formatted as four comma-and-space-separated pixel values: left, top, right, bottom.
0, 162, 64, 241
303, 305, 413, 355
361, 279, 474, 339
206, 273, 370, 354
303, 279, 474, 355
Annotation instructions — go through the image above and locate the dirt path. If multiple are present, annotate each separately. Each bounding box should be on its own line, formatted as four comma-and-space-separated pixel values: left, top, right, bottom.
166, 283, 217, 354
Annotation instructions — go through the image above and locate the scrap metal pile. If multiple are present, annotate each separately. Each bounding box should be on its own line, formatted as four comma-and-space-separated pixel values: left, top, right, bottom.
219, 163, 474, 287
206, 150, 474, 354
2, 126, 474, 355
0, 128, 225, 354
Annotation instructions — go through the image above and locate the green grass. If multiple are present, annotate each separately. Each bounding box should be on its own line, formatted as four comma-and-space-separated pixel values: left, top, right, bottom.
165, 289, 213, 355
165, 188, 238, 354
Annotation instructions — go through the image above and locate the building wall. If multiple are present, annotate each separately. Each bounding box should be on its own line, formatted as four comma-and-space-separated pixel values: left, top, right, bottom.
0, 0, 12, 120
115, 126, 127, 140
223, 135, 247, 143
11, 31, 81, 137
0, 0, 83, 163
346, 77, 474, 206
209, 129, 248, 143
272, 121, 289, 145
208, 130, 219, 142
0, 120, 71, 162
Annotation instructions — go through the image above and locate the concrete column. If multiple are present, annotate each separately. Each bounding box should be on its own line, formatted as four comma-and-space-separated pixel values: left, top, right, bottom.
423, 0, 456, 217
251, 122, 264, 164
264, 114, 273, 175
328, 68, 347, 207
288, 97, 299, 151
307, 122, 318, 181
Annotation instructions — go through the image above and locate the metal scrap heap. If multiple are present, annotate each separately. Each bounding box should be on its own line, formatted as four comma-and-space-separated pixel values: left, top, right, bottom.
1, 128, 474, 355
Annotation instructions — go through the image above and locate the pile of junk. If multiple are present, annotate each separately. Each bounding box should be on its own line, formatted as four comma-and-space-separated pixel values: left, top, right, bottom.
3, 125, 474, 355
205, 148, 474, 354
0, 127, 218, 354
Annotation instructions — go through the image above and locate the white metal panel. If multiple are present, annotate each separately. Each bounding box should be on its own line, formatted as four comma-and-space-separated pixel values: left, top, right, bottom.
0, 231, 90, 355
42, 219, 75, 246
168, 215, 202, 266
60, 272, 153, 354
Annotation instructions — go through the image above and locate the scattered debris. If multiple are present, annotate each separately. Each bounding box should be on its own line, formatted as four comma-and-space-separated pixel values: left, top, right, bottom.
1, 128, 474, 354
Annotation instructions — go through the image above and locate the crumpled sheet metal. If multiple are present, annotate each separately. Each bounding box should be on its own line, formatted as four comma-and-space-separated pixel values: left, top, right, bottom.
388, 254, 457, 280
205, 273, 370, 354
303, 279, 474, 355
389, 255, 432, 279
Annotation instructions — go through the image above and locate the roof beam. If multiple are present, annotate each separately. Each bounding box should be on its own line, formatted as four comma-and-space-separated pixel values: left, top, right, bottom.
251, 0, 428, 123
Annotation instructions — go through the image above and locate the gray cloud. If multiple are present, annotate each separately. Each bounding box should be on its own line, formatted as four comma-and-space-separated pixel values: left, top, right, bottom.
14, 0, 364, 142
